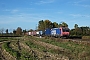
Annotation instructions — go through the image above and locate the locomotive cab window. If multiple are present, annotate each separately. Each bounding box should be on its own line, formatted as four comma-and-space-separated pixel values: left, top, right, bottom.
62, 28, 69, 32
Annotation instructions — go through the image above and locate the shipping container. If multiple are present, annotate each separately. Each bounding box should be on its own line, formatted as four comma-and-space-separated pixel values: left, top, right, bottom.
36, 31, 39, 35
28, 31, 37, 36
39, 31, 43, 35
45, 29, 51, 36
36, 31, 43, 36
28, 32, 31, 35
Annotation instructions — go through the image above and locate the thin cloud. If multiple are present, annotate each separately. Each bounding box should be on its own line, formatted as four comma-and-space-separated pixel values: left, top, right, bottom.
73, 0, 86, 4
3, 9, 19, 13
0, 13, 51, 24
74, 2, 90, 8
3, 9, 10, 11
11, 9, 19, 13
57, 12, 63, 14
36, 0, 55, 5
68, 0, 85, 4
69, 0, 90, 8
81, 4, 90, 7
70, 14, 90, 18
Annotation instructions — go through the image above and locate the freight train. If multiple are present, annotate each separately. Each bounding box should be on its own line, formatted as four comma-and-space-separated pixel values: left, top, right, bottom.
27, 27, 70, 38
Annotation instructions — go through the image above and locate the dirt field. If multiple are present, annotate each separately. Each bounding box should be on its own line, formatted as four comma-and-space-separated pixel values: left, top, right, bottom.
0, 36, 90, 60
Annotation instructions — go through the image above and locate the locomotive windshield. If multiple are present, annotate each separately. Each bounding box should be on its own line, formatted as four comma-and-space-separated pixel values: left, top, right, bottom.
62, 28, 69, 32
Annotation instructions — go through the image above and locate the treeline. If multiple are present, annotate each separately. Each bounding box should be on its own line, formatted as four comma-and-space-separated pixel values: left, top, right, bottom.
0, 27, 26, 36
0, 20, 90, 36
70, 26, 90, 36
38, 20, 68, 32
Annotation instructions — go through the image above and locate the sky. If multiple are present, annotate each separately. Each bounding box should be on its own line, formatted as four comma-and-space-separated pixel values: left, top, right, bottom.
0, 0, 90, 32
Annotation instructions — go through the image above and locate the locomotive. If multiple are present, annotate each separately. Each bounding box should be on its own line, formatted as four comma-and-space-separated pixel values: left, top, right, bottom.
45, 27, 70, 37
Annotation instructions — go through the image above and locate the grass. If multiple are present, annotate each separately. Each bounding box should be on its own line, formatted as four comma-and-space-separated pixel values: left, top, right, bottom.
10, 40, 38, 60
25, 38, 71, 59
1, 36, 90, 60
25, 40, 66, 60
0, 37, 19, 42
26, 40, 50, 53
0, 37, 36, 60
2, 42, 20, 60
28, 36, 90, 60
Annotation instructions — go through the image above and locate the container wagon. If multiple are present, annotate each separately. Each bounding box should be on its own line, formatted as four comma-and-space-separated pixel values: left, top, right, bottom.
28, 31, 37, 36
45, 29, 51, 36
36, 31, 43, 36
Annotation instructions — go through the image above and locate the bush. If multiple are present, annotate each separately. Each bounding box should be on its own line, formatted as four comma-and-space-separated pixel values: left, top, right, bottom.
82, 36, 90, 40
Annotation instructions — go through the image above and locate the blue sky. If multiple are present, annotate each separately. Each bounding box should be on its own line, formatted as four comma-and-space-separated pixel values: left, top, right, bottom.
0, 0, 90, 32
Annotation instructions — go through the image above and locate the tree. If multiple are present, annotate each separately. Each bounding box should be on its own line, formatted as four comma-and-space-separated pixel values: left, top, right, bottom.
52, 22, 58, 28
38, 20, 45, 31
28, 29, 33, 32
38, 20, 52, 31
70, 26, 90, 36
70, 29, 75, 36
75, 28, 82, 36
44, 20, 52, 29
23, 29, 27, 35
0, 28, 4, 34
16, 27, 22, 35
13, 29, 16, 35
74, 24, 78, 29
58, 24, 62, 27
80, 26, 89, 36
59, 22, 68, 27
6, 29, 8, 34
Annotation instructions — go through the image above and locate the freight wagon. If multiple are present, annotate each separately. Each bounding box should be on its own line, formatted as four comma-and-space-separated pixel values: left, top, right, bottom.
36, 31, 43, 36
28, 31, 43, 36
28, 31, 37, 36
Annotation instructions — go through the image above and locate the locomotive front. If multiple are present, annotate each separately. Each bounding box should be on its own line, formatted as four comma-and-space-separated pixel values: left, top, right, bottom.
61, 27, 70, 37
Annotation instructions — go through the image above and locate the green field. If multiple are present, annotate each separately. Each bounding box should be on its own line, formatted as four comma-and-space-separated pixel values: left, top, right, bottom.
0, 36, 90, 60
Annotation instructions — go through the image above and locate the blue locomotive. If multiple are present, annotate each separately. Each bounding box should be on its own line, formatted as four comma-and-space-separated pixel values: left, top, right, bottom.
45, 27, 70, 37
